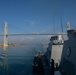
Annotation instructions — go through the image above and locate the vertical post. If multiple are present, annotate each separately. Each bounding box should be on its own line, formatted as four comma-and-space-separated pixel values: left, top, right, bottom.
4, 22, 8, 46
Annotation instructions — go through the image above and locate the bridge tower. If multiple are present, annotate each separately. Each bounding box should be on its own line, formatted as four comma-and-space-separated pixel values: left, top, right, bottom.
4, 22, 8, 46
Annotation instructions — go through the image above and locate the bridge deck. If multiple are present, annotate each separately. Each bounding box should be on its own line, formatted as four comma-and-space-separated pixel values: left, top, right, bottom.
0, 33, 67, 36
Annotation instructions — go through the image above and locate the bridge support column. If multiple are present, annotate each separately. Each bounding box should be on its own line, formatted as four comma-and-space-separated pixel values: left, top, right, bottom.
4, 22, 8, 47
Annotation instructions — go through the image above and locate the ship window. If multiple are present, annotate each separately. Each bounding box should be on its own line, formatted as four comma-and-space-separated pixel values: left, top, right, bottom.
66, 47, 71, 57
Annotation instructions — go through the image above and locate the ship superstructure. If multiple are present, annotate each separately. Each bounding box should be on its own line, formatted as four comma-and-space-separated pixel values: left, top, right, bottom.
46, 34, 64, 69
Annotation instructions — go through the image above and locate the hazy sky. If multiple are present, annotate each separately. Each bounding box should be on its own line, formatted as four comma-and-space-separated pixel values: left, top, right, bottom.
0, 0, 76, 34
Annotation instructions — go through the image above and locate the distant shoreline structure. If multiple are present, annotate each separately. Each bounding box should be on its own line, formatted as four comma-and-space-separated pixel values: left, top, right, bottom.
0, 43, 28, 47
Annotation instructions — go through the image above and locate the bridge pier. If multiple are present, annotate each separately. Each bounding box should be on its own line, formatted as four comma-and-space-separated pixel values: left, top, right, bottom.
4, 22, 8, 47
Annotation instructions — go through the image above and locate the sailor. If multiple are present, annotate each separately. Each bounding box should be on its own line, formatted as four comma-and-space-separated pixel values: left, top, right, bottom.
51, 59, 55, 75
32, 53, 44, 75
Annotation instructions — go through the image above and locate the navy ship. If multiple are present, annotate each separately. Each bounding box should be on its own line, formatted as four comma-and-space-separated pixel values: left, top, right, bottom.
60, 29, 76, 75
32, 34, 63, 75
32, 22, 76, 75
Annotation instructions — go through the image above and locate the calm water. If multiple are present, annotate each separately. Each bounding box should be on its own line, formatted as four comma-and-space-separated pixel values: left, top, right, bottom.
0, 44, 47, 75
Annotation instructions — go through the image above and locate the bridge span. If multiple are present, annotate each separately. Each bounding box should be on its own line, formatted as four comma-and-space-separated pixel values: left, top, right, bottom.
0, 33, 67, 36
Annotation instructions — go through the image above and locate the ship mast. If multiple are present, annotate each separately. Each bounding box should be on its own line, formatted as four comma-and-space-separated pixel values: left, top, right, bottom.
53, 17, 56, 35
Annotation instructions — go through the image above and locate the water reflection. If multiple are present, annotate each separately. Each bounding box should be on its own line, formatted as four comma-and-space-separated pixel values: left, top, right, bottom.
0, 45, 47, 75
0, 46, 8, 75
4, 46, 8, 51
3, 46, 8, 75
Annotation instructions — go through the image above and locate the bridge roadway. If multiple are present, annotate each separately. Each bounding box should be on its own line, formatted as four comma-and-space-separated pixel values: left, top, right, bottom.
0, 33, 67, 36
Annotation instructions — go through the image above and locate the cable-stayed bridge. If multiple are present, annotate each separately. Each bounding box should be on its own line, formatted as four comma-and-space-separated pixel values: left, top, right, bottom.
1, 22, 67, 47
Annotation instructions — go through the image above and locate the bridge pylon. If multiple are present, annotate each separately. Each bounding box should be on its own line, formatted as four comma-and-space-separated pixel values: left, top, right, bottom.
4, 22, 8, 47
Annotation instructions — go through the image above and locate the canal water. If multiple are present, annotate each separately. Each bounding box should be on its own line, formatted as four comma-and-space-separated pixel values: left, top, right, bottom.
0, 44, 47, 75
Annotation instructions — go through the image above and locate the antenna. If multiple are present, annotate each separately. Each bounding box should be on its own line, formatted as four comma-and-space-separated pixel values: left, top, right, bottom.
60, 17, 64, 33
60, 17, 64, 40
53, 17, 55, 35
